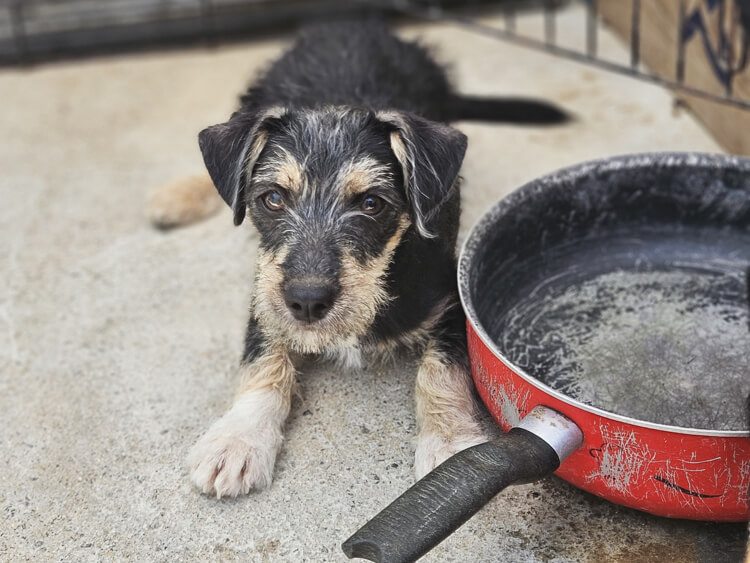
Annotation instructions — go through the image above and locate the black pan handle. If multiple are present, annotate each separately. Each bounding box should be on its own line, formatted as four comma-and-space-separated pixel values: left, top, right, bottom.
342, 406, 583, 563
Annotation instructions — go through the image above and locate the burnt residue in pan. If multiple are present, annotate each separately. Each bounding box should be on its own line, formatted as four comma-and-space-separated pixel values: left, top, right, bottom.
492, 229, 750, 431
466, 154, 750, 432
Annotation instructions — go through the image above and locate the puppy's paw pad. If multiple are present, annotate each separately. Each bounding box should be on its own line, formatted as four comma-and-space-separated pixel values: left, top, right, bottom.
414, 431, 487, 480
188, 432, 276, 498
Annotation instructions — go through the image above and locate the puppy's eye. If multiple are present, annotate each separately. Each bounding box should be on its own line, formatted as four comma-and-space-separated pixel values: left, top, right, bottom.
361, 195, 385, 215
261, 190, 285, 212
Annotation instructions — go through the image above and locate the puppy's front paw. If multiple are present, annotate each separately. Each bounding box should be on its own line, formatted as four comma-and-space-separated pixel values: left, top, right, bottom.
187, 421, 279, 498
414, 430, 486, 480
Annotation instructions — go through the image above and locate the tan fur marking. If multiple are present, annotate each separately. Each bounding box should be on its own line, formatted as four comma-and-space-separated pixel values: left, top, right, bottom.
339, 157, 392, 197
314, 213, 412, 349
253, 246, 289, 328
146, 173, 222, 229
247, 130, 268, 166
413, 342, 486, 477
377, 111, 411, 189
241, 129, 272, 195
252, 215, 411, 354
242, 105, 288, 186
415, 346, 477, 438
389, 131, 411, 191
389, 131, 409, 172
237, 346, 297, 401
385, 213, 411, 253
273, 150, 305, 192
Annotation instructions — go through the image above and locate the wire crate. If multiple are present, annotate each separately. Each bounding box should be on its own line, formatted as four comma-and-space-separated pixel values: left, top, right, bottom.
2, 0, 748, 129
390, 0, 750, 111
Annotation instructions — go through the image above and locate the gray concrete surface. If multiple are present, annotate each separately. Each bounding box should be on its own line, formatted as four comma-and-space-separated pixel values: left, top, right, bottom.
0, 5, 747, 562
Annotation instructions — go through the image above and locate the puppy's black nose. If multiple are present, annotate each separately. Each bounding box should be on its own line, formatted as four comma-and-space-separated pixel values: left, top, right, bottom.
284, 282, 336, 323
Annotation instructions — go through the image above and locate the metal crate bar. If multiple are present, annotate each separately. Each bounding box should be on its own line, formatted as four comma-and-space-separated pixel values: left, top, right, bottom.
586, 0, 597, 58
630, 0, 640, 69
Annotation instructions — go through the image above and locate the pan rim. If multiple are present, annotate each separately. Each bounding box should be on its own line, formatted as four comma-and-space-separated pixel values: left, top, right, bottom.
458, 151, 750, 438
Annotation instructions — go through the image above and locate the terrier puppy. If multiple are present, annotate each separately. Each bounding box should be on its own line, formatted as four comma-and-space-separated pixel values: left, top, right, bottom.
155, 20, 567, 498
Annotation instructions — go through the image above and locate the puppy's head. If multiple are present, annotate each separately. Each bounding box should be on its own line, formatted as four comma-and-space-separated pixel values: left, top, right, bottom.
199, 106, 466, 352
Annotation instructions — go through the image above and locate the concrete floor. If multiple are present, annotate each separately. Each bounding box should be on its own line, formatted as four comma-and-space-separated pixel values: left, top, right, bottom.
0, 5, 747, 562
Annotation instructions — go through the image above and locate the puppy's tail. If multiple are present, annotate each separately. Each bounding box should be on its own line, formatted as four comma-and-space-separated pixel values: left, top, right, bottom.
446, 95, 571, 125
146, 173, 223, 230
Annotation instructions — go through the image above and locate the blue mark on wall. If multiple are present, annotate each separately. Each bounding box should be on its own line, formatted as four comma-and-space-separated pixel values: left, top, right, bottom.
681, 0, 749, 90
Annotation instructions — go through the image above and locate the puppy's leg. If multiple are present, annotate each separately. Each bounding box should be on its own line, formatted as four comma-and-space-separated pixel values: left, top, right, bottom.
414, 307, 487, 479
188, 321, 295, 497
146, 173, 222, 229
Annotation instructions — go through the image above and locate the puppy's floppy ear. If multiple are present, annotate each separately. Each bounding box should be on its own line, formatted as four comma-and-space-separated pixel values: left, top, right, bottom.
198, 106, 286, 226
376, 111, 468, 239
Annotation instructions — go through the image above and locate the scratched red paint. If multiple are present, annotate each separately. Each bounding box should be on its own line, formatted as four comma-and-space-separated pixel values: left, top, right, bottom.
467, 322, 750, 522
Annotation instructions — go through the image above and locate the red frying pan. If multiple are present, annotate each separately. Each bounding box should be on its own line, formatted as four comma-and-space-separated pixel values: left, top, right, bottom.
343, 153, 750, 563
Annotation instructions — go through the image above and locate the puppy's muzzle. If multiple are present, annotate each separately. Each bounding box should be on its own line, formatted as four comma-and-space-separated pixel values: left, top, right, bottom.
284, 280, 338, 323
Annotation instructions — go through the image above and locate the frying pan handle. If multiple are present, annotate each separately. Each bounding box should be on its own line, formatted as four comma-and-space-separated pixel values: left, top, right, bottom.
341, 406, 583, 563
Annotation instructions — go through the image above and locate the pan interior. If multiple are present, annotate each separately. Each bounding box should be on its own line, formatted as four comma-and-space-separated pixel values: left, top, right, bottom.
477, 224, 750, 431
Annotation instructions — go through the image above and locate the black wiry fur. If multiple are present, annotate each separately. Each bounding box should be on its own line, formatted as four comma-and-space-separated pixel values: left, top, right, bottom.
237, 21, 569, 124
238, 21, 455, 119
189, 20, 570, 497
199, 20, 567, 358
